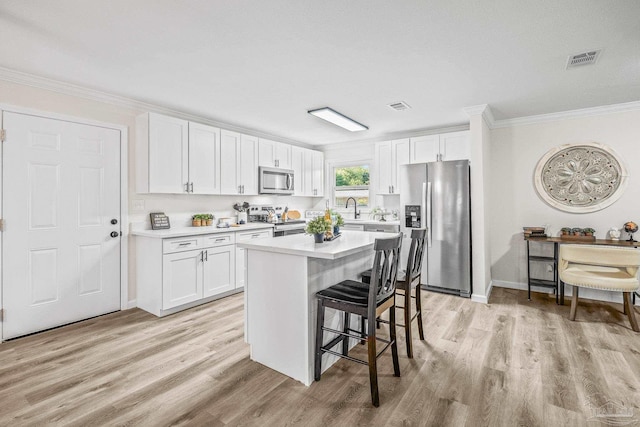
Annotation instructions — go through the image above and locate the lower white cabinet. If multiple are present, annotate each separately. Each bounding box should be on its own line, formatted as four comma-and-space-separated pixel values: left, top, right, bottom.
235, 229, 273, 288
137, 232, 238, 316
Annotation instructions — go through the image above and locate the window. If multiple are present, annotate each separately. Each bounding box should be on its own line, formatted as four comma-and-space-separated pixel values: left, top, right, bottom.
333, 164, 370, 207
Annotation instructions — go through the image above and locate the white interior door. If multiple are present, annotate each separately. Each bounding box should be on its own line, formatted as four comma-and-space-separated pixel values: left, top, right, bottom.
2, 112, 121, 339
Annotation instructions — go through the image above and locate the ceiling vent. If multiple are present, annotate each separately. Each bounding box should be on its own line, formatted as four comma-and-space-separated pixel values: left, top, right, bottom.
387, 101, 411, 111
566, 50, 601, 69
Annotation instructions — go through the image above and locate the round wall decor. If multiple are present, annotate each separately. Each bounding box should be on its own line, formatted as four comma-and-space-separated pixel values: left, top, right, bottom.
534, 143, 628, 213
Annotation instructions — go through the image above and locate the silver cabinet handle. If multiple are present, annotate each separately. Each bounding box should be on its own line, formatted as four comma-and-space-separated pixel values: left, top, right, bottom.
242, 185, 245, 194
200, 251, 204, 262
215, 238, 226, 242
426, 181, 432, 247
251, 234, 261, 238
178, 242, 191, 247
185, 183, 189, 192
189, 182, 194, 193
204, 250, 208, 261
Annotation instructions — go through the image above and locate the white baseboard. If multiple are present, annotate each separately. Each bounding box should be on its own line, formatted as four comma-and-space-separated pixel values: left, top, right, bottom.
471, 280, 493, 304
127, 299, 137, 309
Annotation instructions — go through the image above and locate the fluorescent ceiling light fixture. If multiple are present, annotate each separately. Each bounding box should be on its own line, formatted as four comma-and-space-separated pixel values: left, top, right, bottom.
307, 107, 368, 132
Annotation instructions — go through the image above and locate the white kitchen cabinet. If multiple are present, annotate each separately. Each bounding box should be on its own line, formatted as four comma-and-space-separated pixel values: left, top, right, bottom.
374, 139, 409, 195
259, 138, 291, 169
291, 146, 306, 196
220, 130, 259, 195
290, 146, 324, 197
162, 249, 203, 309
136, 113, 220, 194
310, 150, 324, 197
203, 245, 235, 297
410, 131, 470, 163
235, 229, 273, 289
137, 232, 242, 317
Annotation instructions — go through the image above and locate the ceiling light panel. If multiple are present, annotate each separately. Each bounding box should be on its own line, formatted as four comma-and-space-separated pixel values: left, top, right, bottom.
307, 107, 368, 132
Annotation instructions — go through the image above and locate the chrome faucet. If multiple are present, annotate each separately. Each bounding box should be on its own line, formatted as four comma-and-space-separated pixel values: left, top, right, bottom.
345, 197, 360, 219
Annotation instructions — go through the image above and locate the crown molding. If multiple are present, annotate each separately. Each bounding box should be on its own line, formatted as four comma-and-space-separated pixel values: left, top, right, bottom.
463, 104, 495, 129
0, 66, 313, 148
492, 100, 640, 129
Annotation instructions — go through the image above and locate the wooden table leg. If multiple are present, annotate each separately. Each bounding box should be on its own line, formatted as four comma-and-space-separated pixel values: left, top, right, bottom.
569, 286, 579, 321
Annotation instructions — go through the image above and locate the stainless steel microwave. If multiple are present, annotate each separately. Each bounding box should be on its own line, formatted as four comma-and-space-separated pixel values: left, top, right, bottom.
259, 166, 294, 195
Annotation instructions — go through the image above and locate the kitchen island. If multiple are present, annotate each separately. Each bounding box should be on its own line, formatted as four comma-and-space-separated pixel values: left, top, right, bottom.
238, 230, 395, 385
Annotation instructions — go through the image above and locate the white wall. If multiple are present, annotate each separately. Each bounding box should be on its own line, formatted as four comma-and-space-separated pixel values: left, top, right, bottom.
0, 79, 318, 302
489, 109, 640, 301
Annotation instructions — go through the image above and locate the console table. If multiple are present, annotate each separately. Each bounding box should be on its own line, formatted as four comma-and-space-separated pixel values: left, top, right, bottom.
525, 236, 640, 305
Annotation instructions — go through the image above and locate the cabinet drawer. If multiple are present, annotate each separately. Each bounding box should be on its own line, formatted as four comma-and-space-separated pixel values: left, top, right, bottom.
237, 229, 272, 241
364, 224, 400, 233
342, 224, 365, 231
163, 237, 200, 254
202, 233, 235, 247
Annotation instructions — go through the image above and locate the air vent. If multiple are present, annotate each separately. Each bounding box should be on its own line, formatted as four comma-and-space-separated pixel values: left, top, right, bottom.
387, 101, 411, 111
566, 50, 601, 69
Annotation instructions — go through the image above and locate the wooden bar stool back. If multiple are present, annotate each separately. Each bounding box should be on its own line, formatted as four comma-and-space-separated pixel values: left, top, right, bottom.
314, 233, 403, 407
559, 244, 640, 331
361, 228, 427, 358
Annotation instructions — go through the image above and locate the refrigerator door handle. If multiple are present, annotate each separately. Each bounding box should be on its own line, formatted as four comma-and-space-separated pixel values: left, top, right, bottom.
425, 181, 432, 247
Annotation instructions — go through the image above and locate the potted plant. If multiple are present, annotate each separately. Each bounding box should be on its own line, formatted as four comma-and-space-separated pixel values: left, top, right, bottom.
332, 211, 344, 235
204, 214, 213, 226
571, 227, 583, 236
561, 227, 571, 236
306, 217, 331, 243
583, 227, 595, 236
192, 214, 203, 227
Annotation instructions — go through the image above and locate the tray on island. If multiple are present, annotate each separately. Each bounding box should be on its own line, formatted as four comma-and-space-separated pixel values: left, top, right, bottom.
560, 235, 595, 242
325, 233, 342, 242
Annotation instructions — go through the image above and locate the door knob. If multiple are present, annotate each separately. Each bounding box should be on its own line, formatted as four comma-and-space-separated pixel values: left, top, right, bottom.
111, 219, 118, 225
110, 231, 119, 238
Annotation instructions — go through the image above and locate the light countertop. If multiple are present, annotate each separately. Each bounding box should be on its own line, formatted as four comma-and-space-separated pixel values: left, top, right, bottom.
237, 230, 398, 260
131, 222, 274, 238
343, 219, 400, 226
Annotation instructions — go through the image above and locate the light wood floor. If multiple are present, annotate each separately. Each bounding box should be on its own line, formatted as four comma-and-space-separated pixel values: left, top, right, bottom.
1, 287, 639, 426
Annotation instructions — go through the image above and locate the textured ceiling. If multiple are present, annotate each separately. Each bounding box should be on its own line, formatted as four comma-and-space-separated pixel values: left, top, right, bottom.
1, 0, 639, 145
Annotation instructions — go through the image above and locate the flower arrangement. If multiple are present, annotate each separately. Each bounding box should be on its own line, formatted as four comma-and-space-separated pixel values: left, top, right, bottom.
306, 217, 331, 242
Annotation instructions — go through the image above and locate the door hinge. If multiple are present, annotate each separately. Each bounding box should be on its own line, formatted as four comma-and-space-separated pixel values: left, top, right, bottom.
0, 308, 4, 321
1, 129, 5, 142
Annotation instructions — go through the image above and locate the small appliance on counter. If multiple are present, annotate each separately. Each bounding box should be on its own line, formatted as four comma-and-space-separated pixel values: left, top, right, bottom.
248, 204, 306, 237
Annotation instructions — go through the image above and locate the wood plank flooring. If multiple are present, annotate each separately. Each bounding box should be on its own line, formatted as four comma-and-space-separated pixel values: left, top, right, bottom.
1, 287, 639, 426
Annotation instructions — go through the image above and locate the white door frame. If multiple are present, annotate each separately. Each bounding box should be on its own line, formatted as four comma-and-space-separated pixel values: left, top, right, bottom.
0, 103, 129, 342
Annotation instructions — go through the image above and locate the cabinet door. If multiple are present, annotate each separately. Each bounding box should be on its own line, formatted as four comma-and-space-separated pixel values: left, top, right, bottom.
258, 138, 276, 167
235, 246, 245, 289
275, 142, 291, 169
162, 249, 203, 309
375, 141, 393, 194
149, 113, 189, 193
203, 245, 235, 297
220, 130, 240, 194
291, 146, 305, 196
188, 122, 220, 194
391, 139, 410, 193
410, 135, 439, 163
311, 150, 324, 196
239, 134, 259, 195
440, 131, 470, 161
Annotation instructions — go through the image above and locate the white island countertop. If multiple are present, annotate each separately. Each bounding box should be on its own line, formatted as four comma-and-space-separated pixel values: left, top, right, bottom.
237, 230, 397, 260
131, 222, 274, 238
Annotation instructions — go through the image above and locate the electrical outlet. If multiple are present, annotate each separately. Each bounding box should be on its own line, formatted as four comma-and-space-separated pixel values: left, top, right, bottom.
546, 264, 553, 273
132, 199, 145, 212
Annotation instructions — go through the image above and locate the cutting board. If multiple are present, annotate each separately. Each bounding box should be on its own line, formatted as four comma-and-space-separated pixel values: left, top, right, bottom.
288, 210, 301, 219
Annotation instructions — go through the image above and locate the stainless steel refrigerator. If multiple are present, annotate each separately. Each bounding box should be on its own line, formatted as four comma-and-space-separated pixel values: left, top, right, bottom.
399, 160, 471, 297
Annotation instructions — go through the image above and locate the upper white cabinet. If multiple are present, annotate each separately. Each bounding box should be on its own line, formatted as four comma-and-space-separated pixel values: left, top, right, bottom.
290, 146, 324, 197
220, 130, 259, 195
259, 138, 291, 169
410, 131, 470, 163
136, 113, 220, 194
374, 139, 409, 195
310, 150, 324, 197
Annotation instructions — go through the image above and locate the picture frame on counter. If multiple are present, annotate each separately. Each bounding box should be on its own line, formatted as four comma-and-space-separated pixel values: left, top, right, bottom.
150, 212, 171, 230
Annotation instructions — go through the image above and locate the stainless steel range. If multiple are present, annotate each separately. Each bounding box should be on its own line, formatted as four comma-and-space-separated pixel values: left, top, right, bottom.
248, 205, 306, 237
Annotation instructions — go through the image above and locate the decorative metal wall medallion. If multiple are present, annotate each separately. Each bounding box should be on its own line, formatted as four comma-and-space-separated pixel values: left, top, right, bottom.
534, 143, 628, 213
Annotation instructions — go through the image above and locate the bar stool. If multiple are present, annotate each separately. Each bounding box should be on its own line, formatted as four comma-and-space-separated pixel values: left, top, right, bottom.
361, 228, 427, 358
314, 233, 403, 407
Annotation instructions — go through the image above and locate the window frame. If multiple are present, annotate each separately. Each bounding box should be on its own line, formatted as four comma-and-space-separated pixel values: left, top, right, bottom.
329, 160, 372, 209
